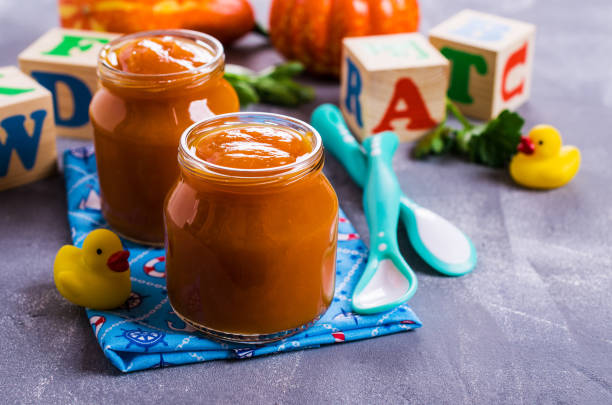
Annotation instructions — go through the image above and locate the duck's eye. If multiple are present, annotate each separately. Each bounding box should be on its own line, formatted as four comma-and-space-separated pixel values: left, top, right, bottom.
539, 140, 544, 145
96, 249, 102, 255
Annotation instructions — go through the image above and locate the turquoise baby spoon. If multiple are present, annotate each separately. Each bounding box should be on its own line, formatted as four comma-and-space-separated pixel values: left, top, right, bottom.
352, 132, 418, 314
311, 104, 477, 277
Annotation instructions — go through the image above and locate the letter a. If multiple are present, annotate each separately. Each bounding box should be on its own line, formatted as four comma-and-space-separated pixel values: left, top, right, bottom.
372, 78, 436, 133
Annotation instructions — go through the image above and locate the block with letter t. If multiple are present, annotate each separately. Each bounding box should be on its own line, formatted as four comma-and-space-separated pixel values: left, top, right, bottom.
0, 66, 56, 191
340, 33, 449, 143
429, 9, 535, 120
18, 28, 118, 139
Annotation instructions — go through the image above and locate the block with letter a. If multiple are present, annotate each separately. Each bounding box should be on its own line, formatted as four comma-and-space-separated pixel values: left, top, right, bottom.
340, 33, 449, 143
0, 66, 56, 191
429, 9, 535, 120
18, 28, 118, 139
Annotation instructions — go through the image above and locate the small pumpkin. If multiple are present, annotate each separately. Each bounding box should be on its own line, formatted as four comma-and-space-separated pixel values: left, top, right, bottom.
58, 0, 255, 44
269, 0, 420, 76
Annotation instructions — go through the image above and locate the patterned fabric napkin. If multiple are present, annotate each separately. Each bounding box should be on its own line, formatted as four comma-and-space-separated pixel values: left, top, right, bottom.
62, 147, 421, 372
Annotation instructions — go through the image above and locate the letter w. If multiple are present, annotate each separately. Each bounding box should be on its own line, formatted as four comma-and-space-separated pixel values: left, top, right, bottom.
0, 110, 47, 176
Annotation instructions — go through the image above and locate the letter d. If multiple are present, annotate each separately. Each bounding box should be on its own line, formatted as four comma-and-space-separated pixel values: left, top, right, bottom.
31, 72, 91, 127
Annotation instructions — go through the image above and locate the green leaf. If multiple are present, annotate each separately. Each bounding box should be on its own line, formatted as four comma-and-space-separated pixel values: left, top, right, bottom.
226, 77, 259, 106
276, 78, 315, 103
413, 121, 454, 158
455, 124, 480, 155
254, 77, 300, 106
223, 62, 314, 108
412, 100, 525, 169
224, 71, 255, 85
463, 110, 524, 168
267, 61, 304, 78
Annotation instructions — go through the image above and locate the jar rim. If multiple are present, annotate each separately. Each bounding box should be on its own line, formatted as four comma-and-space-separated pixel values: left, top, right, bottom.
98, 29, 224, 85
179, 112, 324, 184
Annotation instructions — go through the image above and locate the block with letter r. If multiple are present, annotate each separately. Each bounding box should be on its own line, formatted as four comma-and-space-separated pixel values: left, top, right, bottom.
429, 9, 536, 120
0, 66, 57, 191
340, 33, 449, 143
18, 28, 118, 139
343, 57, 364, 129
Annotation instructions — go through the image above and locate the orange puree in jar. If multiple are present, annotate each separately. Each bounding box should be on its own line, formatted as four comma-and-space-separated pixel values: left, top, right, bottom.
194, 125, 313, 169
110, 36, 213, 74
164, 113, 338, 343
90, 30, 238, 245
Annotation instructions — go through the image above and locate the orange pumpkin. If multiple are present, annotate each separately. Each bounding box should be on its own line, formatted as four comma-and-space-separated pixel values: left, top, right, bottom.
58, 0, 255, 44
269, 0, 420, 76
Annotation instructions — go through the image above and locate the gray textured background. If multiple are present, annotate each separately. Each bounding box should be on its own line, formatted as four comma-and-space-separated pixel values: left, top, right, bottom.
1, 0, 611, 403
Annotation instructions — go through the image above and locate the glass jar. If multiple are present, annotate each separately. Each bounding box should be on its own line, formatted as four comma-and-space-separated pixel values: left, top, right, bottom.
164, 113, 339, 343
90, 29, 239, 245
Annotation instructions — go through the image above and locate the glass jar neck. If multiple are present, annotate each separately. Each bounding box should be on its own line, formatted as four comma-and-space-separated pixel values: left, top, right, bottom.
178, 113, 325, 189
97, 29, 225, 95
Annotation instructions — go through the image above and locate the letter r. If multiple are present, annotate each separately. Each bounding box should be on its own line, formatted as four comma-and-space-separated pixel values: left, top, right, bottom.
344, 58, 363, 128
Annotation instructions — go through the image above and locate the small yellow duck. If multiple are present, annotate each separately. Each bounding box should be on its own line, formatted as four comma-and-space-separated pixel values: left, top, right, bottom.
510, 125, 581, 189
54, 229, 131, 309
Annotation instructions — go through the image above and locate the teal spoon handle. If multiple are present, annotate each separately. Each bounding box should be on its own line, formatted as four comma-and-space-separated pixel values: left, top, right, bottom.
311, 103, 477, 276
352, 132, 417, 313
311, 104, 365, 187
362, 133, 402, 255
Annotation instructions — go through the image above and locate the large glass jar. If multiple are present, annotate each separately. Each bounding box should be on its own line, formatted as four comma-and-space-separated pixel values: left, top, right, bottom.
164, 113, 339, 343
90, 30, 239, 245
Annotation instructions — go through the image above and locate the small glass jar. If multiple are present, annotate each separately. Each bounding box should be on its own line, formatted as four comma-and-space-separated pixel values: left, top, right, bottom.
164, 113, 339, 343
90, 29, 239, 245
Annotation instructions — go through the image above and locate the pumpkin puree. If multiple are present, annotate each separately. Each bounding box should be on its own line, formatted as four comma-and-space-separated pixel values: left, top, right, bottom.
90, 32, 239, 245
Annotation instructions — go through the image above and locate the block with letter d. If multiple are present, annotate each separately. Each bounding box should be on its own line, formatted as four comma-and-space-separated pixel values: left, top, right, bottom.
429, 9, 535, 120
340, 33, 449, 143
0, 66, 56, 191
18, 28, 118, 139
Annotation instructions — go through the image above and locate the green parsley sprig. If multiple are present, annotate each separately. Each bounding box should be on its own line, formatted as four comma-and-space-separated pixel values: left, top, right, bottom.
414, 98, 525, 168
224, 62, 315, 108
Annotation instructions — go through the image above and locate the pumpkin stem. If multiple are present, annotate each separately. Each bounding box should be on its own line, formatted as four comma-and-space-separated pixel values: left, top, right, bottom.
253, 22, 269, 37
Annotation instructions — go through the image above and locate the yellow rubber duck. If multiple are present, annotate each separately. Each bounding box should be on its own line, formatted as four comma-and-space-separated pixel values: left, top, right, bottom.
54, 229, 131, 309
510, 125, 581, 189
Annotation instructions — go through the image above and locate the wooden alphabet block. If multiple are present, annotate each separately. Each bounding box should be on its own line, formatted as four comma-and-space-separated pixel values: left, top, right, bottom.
18, 28, 118, 139
340, 33, 449, 143
0, 66, 56, 191
429, 9, 535, 120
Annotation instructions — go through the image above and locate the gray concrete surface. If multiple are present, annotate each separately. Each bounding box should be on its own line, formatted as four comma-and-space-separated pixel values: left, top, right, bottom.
1, 0, 611, 403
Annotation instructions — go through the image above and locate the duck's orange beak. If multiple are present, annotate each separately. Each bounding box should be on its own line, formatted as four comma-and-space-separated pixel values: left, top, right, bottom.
517, 136, 535, 155
107, 250, 130, 272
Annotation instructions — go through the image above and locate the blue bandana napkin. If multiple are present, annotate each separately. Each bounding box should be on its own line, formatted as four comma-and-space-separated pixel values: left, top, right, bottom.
62, 146, 421, 372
